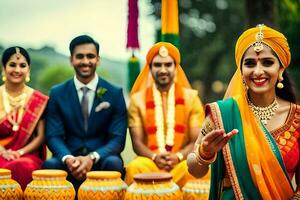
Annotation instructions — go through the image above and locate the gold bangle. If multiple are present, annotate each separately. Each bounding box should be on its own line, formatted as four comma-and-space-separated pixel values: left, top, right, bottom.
17, 149, 25, 156
194, 143, 217, 165
176, 152, 184, 161
200, 142, 215, 159
151, 153, 157, 161
195, 151, 217, 165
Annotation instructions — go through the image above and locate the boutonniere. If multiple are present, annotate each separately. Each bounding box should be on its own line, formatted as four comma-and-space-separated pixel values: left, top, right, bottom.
95, 87, 110, 112
96, 87, 108, 100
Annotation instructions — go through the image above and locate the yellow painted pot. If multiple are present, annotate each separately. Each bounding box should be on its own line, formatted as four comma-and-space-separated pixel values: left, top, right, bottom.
125, 172, 182, 200
0, 168, 23, 199
182, 179, 210, 200
78, 171, 127, 200
24, 169, 75, 200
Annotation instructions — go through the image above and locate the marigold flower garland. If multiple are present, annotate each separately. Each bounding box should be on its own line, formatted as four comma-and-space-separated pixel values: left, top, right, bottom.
145, 83, 186, 153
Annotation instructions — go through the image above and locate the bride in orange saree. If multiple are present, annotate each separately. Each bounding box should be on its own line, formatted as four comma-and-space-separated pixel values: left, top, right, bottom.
0, 46, 48, 190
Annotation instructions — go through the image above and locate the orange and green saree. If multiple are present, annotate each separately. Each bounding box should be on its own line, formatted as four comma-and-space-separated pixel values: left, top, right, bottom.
208, 97, 294, 200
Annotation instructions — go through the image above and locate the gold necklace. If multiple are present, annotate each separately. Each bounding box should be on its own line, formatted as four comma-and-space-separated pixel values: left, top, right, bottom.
2, 87, 27, 131
247, 97, 279, 126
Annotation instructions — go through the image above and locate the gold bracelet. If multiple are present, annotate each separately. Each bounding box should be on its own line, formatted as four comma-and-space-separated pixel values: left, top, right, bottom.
200, 142, 215, 159
17, 149, 25, 156
176, 152, 184, 161
194, 143, 217, 165
151, 153, 157, 161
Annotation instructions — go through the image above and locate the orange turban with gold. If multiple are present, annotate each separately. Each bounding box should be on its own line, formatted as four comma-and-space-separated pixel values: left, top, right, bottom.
130, 42, 191, 96
223, 25, 294, 199
235, 25, 291, 69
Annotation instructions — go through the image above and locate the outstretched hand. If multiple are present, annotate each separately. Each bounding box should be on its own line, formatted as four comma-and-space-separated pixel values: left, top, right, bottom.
201, 129, 238, 156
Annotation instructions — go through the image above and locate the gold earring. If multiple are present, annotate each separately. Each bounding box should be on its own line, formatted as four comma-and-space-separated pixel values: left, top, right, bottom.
2, 75, 6, 82
277, 82, 284, 89
277, 71, 284, 89
242, 79, 248, 91
25, 76, 30, 83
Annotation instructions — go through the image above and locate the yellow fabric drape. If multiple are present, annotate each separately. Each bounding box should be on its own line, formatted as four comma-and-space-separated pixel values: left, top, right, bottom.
161, 0, 179, 35
225, 25, 293, 199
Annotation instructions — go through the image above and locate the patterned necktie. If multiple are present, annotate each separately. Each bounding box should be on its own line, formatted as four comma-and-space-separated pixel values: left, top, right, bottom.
81, 87, 89, 131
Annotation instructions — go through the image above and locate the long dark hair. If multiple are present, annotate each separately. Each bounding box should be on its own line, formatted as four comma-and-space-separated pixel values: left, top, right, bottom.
276, 70, 297, 103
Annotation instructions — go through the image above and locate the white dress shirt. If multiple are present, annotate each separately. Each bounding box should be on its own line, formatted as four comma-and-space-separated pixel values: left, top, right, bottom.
62, 74, 100, 164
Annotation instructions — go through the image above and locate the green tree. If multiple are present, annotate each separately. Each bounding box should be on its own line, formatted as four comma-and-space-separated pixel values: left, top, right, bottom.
36, 65, 73, 94
277, 0, 300, 95
150, 0, 245, 102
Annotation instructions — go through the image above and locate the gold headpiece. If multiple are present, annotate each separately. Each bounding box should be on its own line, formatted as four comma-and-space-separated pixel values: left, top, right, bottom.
158, 46, 168, 57
253, 24, 264, 52
15, 47, 21, 59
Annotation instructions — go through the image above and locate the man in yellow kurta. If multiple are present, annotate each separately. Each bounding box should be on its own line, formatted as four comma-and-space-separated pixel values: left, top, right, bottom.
125, 42, 205, 187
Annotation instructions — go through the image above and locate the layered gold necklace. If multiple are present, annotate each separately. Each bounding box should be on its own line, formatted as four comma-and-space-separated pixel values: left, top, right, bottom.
2, 86, 27, 131
248, 97, 279, 126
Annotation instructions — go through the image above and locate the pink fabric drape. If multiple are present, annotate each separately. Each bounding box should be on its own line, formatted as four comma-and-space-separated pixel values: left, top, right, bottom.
126, 0, 139, 49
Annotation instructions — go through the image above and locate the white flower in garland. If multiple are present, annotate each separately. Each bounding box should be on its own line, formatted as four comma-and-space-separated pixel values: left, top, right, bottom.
153, 84, 175, 152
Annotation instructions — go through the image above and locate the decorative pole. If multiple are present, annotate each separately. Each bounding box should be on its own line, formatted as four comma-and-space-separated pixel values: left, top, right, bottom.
161, 0, 179, 48
126, 0, 140, 92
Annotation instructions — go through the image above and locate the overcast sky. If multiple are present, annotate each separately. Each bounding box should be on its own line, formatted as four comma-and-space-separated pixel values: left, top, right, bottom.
0, 0, 155, 61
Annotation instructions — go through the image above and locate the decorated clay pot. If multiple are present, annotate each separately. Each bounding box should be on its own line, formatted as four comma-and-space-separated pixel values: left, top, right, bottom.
182, 179, 210, 200
125, 172, 182, 200
78, 171, 127, 200
0, 168, 23, 199
24, 169, 75, 200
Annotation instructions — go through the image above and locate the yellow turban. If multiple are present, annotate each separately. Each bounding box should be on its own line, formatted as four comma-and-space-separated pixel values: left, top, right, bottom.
130, 42, 191, 96
235, 25, 291, 69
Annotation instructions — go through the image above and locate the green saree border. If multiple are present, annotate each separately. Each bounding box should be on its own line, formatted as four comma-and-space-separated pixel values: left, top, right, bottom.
208, 98, 260, 199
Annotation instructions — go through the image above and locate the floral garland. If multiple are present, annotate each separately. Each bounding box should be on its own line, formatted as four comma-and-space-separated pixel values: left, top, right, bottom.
145, 83, 186, 153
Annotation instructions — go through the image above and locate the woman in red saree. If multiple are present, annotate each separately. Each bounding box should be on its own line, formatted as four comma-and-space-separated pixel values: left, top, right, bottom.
0, 46, 48, 190
187, 25, 300, 199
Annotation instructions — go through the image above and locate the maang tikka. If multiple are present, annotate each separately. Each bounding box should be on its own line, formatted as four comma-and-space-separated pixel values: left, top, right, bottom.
253, 24, 264, 53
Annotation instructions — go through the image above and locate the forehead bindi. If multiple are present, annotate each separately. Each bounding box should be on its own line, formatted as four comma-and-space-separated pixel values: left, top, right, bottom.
244, 46, 275, 61
9, 54, 26, 62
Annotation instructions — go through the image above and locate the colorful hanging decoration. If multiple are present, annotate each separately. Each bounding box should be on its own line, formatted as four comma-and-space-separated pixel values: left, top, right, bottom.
161, 0, 179, 48
126, 0, 140, 92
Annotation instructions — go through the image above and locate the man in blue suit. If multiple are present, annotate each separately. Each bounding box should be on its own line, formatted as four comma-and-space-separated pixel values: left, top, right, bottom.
43, 35, 127, 189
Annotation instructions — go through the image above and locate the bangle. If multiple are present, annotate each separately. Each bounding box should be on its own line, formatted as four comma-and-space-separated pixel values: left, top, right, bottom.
199, 143, 215, 159
194, 143, 217, 165
151, 153, 157, 161
176, 152, 184, 161
17, 149, 25, 156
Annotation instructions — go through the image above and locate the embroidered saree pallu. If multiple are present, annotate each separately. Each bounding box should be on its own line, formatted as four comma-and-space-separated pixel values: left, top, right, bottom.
209, 98, 293, 200
182, 178, 210, 200
78, 171, 127, 200
24, 169, 75, 200
125, 172, 182, 200
0, 168, 23, 200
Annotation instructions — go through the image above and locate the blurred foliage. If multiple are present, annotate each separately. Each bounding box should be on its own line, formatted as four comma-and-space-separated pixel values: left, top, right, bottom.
277, 0, 300, 98
36, 64, 73, 94
149, 0, 300, 103
27, 56, 49, 89
150, 0, 246, 102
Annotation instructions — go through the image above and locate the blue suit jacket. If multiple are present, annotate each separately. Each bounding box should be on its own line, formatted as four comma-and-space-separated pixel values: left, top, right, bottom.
46, 77, 127, 161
